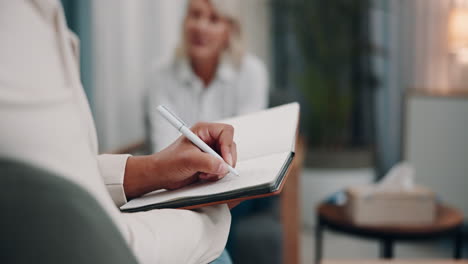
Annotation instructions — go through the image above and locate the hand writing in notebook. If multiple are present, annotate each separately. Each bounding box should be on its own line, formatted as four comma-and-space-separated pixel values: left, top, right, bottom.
120, 103, 299, 212
123, 122, 238, 201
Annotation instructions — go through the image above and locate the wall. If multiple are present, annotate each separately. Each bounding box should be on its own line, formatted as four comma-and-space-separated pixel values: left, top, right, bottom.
239, 0, 271, 72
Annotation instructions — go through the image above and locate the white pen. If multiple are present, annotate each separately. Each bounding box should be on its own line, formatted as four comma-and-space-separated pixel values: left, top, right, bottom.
157, 105, 239, 176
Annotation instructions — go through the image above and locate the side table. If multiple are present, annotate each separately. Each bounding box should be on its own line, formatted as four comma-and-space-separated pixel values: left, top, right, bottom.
315, 203, 464, 264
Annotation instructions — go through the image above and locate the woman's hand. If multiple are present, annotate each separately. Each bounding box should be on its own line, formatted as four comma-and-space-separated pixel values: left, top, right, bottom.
123, 122, 237, 200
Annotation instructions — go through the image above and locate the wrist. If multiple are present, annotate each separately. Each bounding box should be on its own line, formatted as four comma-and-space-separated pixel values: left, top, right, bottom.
144, 153, 168, 190
124, 155, 164, 199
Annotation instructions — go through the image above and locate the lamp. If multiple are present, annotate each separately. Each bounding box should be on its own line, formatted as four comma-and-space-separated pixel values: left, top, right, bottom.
449, 7, 468, 63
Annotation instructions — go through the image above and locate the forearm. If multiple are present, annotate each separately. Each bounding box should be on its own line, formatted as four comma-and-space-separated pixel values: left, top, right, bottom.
98, 153, 169, 202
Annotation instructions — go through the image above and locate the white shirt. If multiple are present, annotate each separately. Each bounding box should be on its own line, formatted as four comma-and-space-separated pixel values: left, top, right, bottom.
146, 54, 268, 151
0, 1, 230, 263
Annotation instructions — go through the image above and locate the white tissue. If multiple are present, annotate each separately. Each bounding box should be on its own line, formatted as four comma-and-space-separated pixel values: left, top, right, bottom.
375, 162, 415, 191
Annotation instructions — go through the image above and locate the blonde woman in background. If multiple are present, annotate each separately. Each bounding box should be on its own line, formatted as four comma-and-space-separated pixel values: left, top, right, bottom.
146, 0, 268, 152
146, 1, 276, 263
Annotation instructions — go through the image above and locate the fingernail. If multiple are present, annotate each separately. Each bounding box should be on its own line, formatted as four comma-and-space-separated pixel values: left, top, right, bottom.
226, 153, 233, 166
217, 163, 229, 174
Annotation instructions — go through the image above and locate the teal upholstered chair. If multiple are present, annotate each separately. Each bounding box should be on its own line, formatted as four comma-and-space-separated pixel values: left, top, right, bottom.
0, 158, 138, 264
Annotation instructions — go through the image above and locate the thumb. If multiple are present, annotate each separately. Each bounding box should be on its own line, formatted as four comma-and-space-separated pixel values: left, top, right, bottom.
190, 152, 229, 175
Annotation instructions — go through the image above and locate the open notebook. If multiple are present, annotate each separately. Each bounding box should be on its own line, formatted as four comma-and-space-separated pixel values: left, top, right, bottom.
121, 102, 299, 212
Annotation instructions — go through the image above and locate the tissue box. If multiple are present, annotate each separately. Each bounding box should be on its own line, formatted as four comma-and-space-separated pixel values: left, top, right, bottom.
345, 185, 436, 226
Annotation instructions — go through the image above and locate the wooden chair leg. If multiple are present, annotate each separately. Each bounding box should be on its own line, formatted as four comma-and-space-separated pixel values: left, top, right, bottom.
281, 136, 304, 264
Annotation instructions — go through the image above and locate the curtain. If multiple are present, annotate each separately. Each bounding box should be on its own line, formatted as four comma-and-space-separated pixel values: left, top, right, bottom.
372, 0, 454, 178
90, 1, 187, 152
61, 0, 93, 109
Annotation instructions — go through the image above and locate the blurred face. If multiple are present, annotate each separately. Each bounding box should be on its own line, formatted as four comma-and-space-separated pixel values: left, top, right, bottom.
184, 0, 231, 62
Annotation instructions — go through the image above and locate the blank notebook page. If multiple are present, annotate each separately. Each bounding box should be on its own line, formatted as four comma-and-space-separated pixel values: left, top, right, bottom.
220, 103, 298, 162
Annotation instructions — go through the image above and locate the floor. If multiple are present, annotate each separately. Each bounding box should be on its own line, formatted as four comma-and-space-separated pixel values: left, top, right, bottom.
301, 229, 454, 263
298, 168, 462, 263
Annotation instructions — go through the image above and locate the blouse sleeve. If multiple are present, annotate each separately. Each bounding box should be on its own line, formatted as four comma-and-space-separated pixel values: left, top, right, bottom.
145, 66, 181, 152
96, 154, 131, 207
236, 55, 269, 115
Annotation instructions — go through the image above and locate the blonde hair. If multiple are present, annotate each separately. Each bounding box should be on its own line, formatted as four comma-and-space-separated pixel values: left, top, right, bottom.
176, 0, 245, 68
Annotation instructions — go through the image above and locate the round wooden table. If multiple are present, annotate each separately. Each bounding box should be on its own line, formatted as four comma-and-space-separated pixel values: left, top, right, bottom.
315, 203, 464, 264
